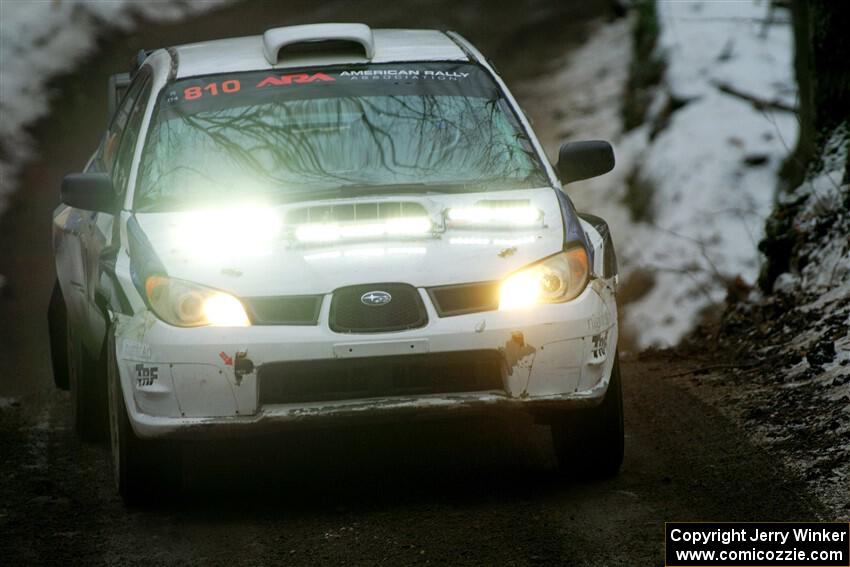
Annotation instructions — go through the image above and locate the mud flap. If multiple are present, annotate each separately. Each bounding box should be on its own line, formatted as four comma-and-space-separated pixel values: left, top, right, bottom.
48, 280, 70, 390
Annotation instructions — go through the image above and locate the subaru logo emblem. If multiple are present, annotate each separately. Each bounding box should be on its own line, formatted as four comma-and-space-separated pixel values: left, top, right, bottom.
361, 291, 392, 307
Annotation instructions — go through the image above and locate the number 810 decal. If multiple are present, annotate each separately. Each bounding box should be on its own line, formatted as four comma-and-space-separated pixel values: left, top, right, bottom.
183, 80, 241, 100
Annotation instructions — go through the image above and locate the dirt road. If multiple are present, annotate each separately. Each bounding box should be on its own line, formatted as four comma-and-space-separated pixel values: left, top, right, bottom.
0, 2, 824, 564
0, 353, 823, 565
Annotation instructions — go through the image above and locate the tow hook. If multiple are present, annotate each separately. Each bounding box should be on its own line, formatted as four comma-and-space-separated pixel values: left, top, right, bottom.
234, 350, 254, 384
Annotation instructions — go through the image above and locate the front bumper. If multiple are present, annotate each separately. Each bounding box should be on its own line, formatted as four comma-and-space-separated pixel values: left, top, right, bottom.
114, 281, 618, 439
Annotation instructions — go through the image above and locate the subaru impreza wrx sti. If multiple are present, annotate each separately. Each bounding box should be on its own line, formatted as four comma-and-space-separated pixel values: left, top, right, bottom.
48, 23, 622, 503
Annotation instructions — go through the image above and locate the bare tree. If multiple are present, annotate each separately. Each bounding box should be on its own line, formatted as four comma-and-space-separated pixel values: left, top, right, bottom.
778, 0, 850, 190
759, 0, 850, 291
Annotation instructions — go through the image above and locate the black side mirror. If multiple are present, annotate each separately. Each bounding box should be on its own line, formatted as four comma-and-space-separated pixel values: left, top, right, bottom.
61, 173, 116, 213
556, 140, 615, 184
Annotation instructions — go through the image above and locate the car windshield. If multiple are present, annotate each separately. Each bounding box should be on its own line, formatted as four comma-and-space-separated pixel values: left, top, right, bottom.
135, 63, 548, 211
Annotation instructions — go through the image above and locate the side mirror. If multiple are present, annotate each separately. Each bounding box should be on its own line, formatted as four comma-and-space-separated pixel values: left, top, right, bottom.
556, 140, 615, 184
61, 173, 116, 213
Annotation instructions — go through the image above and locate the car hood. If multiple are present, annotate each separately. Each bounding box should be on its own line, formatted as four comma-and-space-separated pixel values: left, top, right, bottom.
133, 187, 571, 297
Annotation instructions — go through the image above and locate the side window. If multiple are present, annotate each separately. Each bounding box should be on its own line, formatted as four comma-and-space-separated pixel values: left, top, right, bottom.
98, 68, 150, 174
112, 77, 153, 197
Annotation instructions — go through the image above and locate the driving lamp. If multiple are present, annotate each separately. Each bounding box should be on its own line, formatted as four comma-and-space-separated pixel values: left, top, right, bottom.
294, 216, 432, 242
447, 204, 541, 227
172, 206, 282, 259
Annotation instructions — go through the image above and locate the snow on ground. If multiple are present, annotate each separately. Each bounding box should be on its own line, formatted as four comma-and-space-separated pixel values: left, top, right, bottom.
0, 0, 230, 218
524, 0, 797, 348
703, 136, 850, 516
775, 127, 850, 296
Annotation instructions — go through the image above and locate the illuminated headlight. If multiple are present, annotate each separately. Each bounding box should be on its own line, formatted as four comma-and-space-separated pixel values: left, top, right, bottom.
447, 204, 541, 227
499, 247, 589, 311
294, 217, 432, 242
172, 206, 282, 259
144, 276, 250, 327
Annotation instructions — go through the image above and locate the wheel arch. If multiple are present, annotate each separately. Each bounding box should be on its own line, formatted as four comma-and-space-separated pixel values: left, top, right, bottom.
578, 212, 618, 280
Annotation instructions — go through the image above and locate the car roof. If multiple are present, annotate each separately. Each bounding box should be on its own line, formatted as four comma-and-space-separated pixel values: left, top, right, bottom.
171, 26, 471, 79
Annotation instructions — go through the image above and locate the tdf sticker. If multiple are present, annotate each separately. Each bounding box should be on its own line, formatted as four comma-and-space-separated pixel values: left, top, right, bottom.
135, 364, 159, 387
591, 331, 608, 359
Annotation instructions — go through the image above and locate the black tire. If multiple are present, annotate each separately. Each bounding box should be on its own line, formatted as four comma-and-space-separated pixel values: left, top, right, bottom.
551, 352, 624, 479
67, 318, 108, 442
47, 281, 69, 390
107, 327, 182, 505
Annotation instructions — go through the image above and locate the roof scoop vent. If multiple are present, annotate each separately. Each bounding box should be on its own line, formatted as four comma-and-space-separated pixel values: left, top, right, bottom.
262, 23, 375, 64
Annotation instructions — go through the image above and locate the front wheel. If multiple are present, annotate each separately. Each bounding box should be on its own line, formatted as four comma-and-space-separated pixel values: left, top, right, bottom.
551, 352, 624, 479
107, 327, 182, 505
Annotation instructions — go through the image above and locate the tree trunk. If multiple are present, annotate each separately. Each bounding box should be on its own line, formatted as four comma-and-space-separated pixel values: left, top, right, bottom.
759, 0, 850, 291
777, 0, 813, 193
779, 0, 850, 187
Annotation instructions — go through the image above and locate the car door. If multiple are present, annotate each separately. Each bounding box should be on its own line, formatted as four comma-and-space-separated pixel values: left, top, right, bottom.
84, 67, 154, 353
54, 67, 152, 355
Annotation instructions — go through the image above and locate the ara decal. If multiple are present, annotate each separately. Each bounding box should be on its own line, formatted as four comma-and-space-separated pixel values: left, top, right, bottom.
219, 351, 234, 366
180, 72, 334, 101
255, 73, 334, 88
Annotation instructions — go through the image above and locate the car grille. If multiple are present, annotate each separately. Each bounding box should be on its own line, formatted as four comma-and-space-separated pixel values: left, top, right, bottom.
427, 281, 501, 316
330, 283, 427, 333
258, 350, 505, 404
243, 295, 323, 325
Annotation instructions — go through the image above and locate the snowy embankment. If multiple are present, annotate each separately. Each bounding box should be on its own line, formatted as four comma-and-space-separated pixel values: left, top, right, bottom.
524, 1, 797, 348
717, 132, 849, 519
0, 0, 230, 218
541, 1, 848, 518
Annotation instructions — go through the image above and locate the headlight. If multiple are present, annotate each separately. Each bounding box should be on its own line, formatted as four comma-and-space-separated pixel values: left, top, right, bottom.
171, 206, 282, 260
144, 276, 250, 327
293, 217, 432, 242
446, 203, 542, 227
499, 247, 589, 311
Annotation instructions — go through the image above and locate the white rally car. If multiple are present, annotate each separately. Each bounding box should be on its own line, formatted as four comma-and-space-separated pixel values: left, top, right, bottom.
49, 24, 621, 503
